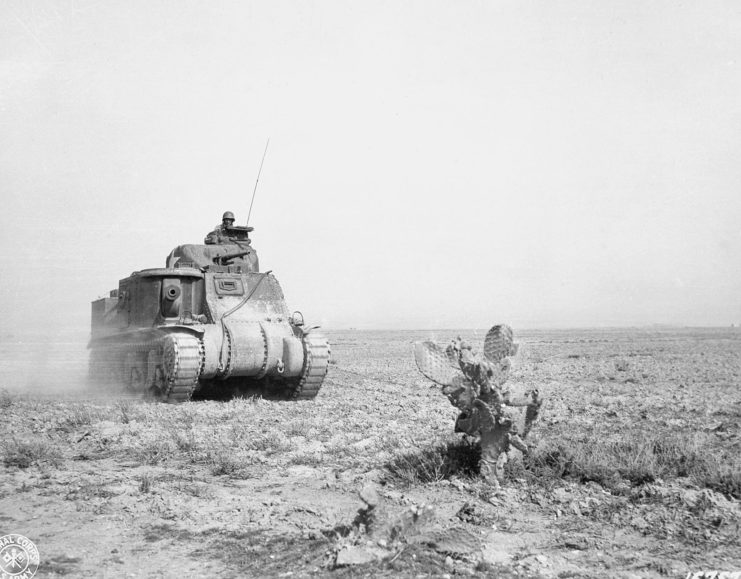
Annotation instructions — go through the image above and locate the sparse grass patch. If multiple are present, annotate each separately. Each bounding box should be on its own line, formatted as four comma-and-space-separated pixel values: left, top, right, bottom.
385, 438, 481, 484
136, 439, 175, 465
143, 523, 195, 543
526, 432, 741, 498
288, 453, 325, 467
138, 472, 155, 493
194, 437, 261, 477
692, 458, 741, 500
173, 479, 207, 497
285, 419, 312, 437
59, 404, 102, 430
115, 399, 135, 424
245, 434, 295, 454
189, 528, 330, 576
38, 554, 82, 576
208, 449, 250, 477
3, 438, 63, 468
64, 480, 119, 501
165, 424, 200, 456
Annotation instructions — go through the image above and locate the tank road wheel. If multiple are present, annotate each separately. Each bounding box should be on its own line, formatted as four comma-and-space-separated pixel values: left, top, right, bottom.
128, 365, 145, 393
145, 349, 166, 398
124, 351, 148, 394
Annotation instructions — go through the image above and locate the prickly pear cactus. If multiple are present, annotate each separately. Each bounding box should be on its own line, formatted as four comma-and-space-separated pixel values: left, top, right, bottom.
414, 324, 542, 488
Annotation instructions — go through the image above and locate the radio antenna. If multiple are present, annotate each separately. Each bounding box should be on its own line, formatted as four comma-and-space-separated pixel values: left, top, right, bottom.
246, 139, 270, 228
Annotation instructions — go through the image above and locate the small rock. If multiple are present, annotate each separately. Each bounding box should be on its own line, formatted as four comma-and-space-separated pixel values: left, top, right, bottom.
445, 556, 455, 570
335, 546, 386, 567
382, 489, 403, 501
359, 484, 380, 507
563, 536, 589, 550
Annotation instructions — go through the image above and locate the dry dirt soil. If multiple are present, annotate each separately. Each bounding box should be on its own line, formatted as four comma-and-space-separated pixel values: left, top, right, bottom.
0, 327, 739, 578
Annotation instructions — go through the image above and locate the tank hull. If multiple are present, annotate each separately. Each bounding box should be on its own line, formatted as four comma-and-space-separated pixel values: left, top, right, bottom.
89, 258, 329, 402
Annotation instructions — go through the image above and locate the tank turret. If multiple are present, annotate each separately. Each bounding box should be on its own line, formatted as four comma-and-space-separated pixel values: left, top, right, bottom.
88, 228, 329, 402
166, 243, 259, 272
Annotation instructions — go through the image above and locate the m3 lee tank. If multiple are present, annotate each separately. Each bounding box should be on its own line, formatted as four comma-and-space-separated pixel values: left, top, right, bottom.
88, 225, 329, 402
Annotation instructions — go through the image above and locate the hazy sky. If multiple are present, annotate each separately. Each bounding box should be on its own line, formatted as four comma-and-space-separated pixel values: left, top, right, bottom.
1, 0, 740, 332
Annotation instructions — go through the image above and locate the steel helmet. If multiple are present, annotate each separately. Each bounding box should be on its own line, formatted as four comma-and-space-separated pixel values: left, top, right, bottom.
222, 211, 235, 221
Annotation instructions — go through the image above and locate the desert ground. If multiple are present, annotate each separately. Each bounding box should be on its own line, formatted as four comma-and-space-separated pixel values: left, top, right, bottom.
0, 327, 739, 578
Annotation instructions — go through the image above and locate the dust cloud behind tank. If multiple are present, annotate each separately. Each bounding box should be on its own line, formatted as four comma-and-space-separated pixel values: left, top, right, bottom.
88, 223, 330, 402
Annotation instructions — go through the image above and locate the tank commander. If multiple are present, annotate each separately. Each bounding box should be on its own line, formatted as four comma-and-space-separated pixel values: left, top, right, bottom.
205, 211, 252, 245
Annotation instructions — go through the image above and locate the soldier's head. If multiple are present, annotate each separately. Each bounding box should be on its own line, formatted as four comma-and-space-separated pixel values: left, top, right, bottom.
222, 211, 235, 228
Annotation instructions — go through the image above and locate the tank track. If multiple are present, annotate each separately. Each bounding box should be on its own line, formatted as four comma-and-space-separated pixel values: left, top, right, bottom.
89, 331, 203, 403
160, 332, 204, 403
289, 332, 330, 400
91, 329, 325, 403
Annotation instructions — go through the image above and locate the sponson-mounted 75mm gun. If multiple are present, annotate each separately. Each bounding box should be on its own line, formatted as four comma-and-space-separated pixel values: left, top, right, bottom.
88, 222, 330, 403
